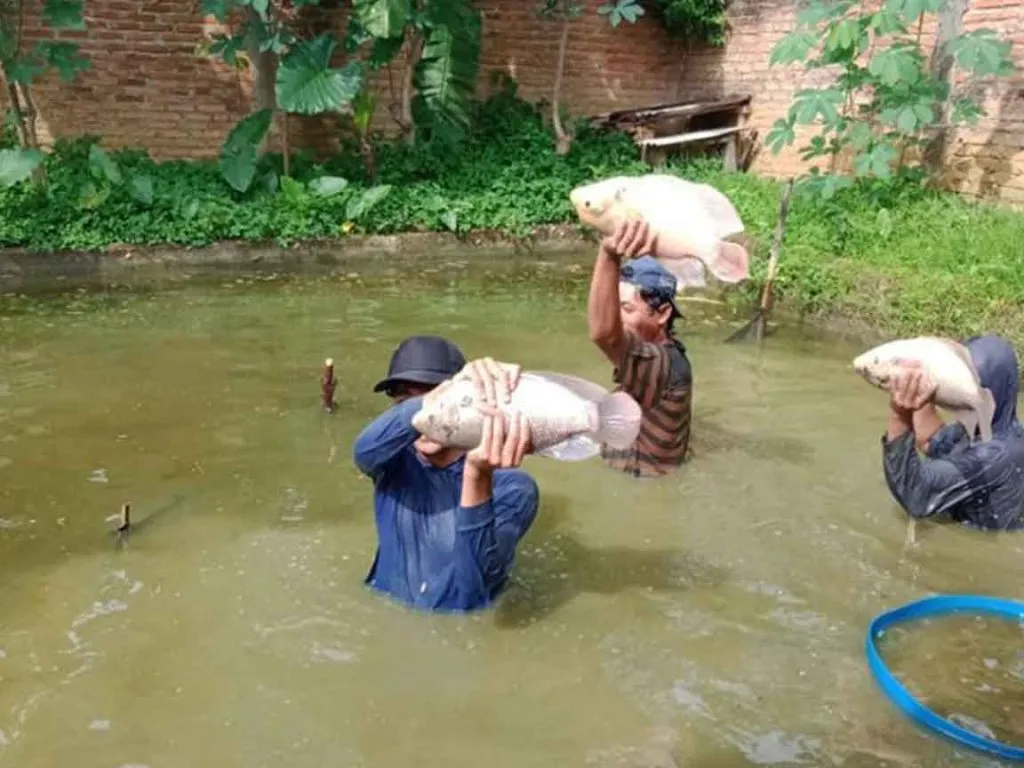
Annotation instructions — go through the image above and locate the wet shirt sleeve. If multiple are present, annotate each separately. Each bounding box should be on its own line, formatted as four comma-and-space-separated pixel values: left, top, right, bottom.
613, 331, 669, 410
926, 422, 970, 459
451, 470, 540, 605
882, 431, 981, 520
352, 397, 423, 480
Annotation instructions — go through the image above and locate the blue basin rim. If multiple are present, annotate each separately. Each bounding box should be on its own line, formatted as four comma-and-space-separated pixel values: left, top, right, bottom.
866, 594, 1024, 762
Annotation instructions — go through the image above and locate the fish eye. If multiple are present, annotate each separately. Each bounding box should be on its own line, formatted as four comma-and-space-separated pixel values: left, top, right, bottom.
584, 199, 591, 208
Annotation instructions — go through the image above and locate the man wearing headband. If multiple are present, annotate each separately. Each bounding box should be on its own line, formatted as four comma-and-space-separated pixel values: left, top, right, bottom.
352, 336, 540, 612
587, 220, 693, 478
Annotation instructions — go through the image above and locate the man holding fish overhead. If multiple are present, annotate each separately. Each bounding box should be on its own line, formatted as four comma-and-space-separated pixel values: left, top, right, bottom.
352, 335, 541, 612
856, 334, 1024, 530
586, 219, 693, 478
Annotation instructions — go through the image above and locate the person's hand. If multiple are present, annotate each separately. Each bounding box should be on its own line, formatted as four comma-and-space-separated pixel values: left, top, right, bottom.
600, 218, 658, 263
888, 359, 937, 415
466, 409, 531, 472
459, 357, 521, 407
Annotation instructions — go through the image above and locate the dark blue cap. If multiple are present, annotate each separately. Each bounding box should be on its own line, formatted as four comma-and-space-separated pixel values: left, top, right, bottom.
373, 335, 467, 393
620, 256, 682, 319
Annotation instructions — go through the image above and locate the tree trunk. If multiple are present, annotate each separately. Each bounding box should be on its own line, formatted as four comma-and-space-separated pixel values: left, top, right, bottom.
923, 0, 970, 178
244, 6, 279, 154
551, 13, 572, 155
399, 33, 424, 144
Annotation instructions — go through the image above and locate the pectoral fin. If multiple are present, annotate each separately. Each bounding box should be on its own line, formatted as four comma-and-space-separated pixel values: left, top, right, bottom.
664, 257, 707, 288
535, 434, 602, 461
948, 407, 980, 443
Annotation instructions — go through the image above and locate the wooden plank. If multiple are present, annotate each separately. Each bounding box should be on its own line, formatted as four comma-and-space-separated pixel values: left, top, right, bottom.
636, 125, 741, 147
591, 94, 753, 129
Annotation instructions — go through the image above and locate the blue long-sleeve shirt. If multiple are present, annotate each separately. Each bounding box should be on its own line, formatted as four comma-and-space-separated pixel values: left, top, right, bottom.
881, 335, 1024, 532
352, 397, 540, 612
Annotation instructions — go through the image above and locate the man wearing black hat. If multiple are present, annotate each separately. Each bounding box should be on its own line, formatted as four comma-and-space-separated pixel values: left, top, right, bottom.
587, 219, 693, 478
352, 335, 540, 612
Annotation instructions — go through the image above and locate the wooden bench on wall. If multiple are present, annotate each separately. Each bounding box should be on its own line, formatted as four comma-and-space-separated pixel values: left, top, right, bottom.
589, 94, 756, 172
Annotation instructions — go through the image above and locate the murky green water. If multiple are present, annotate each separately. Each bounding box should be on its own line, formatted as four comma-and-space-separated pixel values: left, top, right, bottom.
1, 253, 1022, 768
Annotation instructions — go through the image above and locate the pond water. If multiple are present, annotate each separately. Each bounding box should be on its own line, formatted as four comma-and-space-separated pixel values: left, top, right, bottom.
0, 251, 1022, 768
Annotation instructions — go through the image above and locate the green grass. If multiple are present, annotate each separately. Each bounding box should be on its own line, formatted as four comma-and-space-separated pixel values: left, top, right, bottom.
1, 83, 1023, 346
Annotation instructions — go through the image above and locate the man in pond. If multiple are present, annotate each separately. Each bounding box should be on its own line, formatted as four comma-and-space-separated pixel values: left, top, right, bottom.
883, 334, 1024, 530
587, 219, 693, 478
352, 335, 541, 612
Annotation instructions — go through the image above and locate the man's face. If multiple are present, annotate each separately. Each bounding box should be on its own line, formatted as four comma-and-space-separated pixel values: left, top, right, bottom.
619, 282, 670, 342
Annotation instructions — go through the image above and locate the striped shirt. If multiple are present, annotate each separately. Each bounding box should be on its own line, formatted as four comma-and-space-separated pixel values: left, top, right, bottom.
600, 331, 693, 478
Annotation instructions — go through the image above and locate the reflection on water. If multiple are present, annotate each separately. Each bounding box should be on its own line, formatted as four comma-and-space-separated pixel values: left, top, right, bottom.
0, 254, 1022, 767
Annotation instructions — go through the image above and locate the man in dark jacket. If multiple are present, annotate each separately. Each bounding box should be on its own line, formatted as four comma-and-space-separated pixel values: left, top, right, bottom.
352, 335, 540, 612
883, 334, 1024, 531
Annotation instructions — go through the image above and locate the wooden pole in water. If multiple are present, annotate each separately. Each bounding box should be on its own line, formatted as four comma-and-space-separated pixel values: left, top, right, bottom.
115, 503, 131, 549
321, 358, 337, 413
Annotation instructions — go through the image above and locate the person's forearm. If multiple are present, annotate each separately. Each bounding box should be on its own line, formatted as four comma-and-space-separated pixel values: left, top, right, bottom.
587, 247, 623, 348
886, 406, 914, 443
352, 397, 422, 477
460, 463, 494, 508
912, 405, 945, 453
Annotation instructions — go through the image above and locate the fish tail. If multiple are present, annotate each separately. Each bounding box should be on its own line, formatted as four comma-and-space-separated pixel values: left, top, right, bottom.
706, 240, 750, 284
592, 391, 642, 449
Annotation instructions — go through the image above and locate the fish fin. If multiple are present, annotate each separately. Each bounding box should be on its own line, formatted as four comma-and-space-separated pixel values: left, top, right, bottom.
593, 391, 643, 449
535, 434, 601, 462
977, 387, 996, 442
664, 257, 707, 288
691, 182, 745, 238
527, 371, 610, 402
948, 407, 980, 443
705, 240, 750, 284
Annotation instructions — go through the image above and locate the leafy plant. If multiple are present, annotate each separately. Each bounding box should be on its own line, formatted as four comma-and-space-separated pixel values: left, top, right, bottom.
202, 0, 367, 183
766, 0, 1016, 198
538, 0, 644, 154
597, 0, 644, 27
648, 0, 730, 46
0, 0, 91, 183
346, 0, 484, 145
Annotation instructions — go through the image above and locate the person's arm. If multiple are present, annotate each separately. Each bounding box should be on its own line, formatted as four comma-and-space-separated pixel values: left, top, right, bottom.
883, 364, 976, 519
588, 243, 627, 366
451, 409, 536, 601
588, 219, 658, 367
352, 396, 423, 480
453, 468, 539, 599
882, 431, 978, 520
912, 404, 947, 453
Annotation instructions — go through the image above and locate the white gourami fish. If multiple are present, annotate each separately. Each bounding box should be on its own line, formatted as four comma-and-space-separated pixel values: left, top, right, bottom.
569, 173, 750, 288
852, 336, 996, 443
411, 370, 643, 461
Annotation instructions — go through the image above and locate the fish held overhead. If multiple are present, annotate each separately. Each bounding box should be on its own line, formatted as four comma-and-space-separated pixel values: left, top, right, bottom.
852, 336, 997, 443
569, 174, 751, 288
411, 368, 643, 462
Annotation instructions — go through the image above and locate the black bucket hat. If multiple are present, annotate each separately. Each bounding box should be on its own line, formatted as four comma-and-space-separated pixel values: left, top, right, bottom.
373, 335, 467, 394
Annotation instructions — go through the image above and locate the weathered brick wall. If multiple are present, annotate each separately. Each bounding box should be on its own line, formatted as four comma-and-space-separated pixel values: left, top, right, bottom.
5, 0, 1023, 203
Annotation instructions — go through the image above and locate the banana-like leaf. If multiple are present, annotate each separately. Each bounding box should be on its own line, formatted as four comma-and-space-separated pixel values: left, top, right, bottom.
412, 0, 482, 143
219, 109, 273, 193
0, 148, 42, 188
276, 34, 365, 115
353, 0, 412, 39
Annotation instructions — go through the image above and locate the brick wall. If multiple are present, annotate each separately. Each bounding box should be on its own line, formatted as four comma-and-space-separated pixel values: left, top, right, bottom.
5, 0, 1023, 203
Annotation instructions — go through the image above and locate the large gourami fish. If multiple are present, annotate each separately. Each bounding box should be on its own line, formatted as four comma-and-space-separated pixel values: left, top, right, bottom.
569, 173, 750, 288
411, 369, 643, 461
852, 336, 996, 443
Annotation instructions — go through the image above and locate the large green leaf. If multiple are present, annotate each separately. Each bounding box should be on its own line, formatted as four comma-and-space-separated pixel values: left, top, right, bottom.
353, 0, 412, 39
42, 0, 85, 30
0, 148, 42, 188
88, 145, 122, 185
35, 41, 91, 82
412, 0, 482, 143
219, 109, 273, 193
275, 35, 365, 115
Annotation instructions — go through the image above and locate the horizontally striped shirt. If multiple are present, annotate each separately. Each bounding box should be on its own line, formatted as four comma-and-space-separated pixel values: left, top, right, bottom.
600, 331, 693, 478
